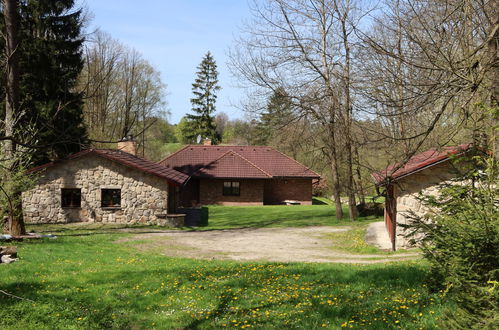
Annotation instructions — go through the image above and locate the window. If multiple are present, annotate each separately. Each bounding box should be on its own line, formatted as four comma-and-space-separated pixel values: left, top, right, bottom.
223, 181, 240, 196
101, 189, 121, 208
61, 189, 81, 208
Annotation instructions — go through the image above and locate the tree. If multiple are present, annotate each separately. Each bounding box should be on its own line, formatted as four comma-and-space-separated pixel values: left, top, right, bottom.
0, 0, 87, 234
79, 31, 167, 153
185, 51, 221, 144
14, 0, 87, 164
402, 152, 498, 328
359, 0, 498, 160
253, 87, 293, 145
230, 0, 370, 219
175, 116, 197, 144
1, 0, 25, 235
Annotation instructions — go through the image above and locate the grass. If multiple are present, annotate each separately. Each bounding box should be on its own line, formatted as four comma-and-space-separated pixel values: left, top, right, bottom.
200, 203, 380, 231
0, 230, 451, 329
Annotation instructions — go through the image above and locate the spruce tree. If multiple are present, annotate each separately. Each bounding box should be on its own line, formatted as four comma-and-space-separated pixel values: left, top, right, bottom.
1, 0, 87, 165
254, 87, 292, 145
186, 51, 221, 144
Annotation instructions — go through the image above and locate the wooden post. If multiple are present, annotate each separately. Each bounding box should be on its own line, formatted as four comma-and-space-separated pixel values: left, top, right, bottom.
385, 184, 397, 251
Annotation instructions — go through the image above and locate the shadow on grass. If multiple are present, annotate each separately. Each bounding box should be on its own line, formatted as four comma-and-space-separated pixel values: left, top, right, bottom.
1, 229, 439, 329
312, 197, 329, 205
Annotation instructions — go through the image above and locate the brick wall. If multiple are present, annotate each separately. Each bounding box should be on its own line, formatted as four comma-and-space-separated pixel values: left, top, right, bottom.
22, 154, 170, 224
264, 178, 313, 205
199, 179, 265, 206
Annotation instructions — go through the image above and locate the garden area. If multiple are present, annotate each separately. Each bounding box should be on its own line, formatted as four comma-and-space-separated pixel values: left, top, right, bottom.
0, 204, 454, 329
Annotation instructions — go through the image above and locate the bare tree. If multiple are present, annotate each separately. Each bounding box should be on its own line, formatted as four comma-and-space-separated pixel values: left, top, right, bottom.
358, 0, 498, 165
79, 31, 167, 153
230, 0, 371, 219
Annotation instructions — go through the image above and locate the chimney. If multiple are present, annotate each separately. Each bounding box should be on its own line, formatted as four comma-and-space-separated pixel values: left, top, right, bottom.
117, 135, 137, 155
203, 138, 212, 146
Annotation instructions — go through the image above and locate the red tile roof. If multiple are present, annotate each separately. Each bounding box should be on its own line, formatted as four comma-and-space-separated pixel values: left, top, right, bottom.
372, 144, 472, 185
28, 149, 189, 186
159, 145, 320, 179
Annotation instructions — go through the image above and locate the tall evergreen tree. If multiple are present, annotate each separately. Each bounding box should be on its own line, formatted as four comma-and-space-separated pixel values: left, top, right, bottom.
185, 51, 221, 144
254, 87, 293, 145
1, 0, 87, 165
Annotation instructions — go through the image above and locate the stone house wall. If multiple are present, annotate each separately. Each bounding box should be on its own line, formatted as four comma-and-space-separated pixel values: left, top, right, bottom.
393, 161, 464, 247
22, 154, 170, 224
199, 179, 265, 206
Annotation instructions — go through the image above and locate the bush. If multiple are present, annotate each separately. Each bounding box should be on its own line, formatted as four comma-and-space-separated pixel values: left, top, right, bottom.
402, 155, 498, 329
312, 179, 329, 197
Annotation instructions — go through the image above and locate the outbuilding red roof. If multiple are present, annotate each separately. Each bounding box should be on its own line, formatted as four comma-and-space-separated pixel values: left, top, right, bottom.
372, 144, 472, 185
28, 149, 189, 186
159, 145, 320, 179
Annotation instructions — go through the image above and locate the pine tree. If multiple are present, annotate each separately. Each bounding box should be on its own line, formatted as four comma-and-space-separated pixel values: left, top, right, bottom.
185, 51, 221, 144
1, 0, 87, 165
254, 87, 293, 145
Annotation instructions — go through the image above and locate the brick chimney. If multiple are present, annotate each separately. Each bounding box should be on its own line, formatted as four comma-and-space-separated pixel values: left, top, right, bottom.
117, 135, 137, 155
203, 138, 212, 146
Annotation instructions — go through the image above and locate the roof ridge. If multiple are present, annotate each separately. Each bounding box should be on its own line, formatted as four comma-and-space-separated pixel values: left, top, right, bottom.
190, 150, 234, 176
270, 147, 321, 177
191, 150, 272, 178
230, 150, 273, 178
158, 144, 191, 164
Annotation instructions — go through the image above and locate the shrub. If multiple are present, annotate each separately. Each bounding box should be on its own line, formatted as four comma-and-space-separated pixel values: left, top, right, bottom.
312, 179, 329, 197
402, 155, 498, 329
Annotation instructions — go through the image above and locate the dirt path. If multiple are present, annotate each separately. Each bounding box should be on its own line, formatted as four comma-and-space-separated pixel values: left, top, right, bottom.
119, 226, 419, 264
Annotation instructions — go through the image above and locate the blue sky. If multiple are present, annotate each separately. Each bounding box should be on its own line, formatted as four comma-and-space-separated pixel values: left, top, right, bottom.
82, 0, 252, 124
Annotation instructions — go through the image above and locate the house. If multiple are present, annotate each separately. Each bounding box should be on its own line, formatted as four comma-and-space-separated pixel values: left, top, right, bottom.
22, 139, 188, 225
159, 144, 320, 206
372, 144, 472, 250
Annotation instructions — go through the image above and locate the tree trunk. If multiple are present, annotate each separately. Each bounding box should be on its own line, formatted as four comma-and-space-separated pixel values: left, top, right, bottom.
3, 0, 26, 236
488, 2, 499, 157
328, 130, 343, 220
354, 145, 365, 205
340, 5, 357, 221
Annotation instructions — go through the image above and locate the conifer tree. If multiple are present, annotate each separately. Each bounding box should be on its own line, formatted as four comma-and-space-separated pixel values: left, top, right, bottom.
1, 0, 87, 165
254, 87, 292, 145
185, 51, 221, 144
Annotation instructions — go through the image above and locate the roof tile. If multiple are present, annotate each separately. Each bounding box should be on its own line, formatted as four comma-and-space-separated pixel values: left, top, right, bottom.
29, 149, 189, 185
159, 145, 320, 179
372, 144, 472, 185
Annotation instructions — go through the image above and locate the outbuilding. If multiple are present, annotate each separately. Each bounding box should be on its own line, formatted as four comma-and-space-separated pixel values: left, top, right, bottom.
22, 140, 188, 225
372, 144, 472, 250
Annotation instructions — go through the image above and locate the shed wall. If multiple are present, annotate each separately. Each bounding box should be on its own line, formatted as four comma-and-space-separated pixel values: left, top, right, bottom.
393, 161, 464, 247
22, 154, 170, 224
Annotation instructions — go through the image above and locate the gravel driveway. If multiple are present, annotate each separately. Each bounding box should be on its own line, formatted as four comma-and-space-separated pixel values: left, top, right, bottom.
120, 226, 419, 264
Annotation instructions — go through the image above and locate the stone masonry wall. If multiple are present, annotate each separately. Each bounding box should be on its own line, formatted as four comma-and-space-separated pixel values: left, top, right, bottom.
264, 179, 313, 205
22, 154, 170, 224
393, 161, 464, 247
199, 179, 264, 206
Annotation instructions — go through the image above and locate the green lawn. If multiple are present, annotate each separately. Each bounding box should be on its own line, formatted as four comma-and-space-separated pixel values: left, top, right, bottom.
201, 202, 380, 230
1, 205, 443, 329
1, 231, 450, 329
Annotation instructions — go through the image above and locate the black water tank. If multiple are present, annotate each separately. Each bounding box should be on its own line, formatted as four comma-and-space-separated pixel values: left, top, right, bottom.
177, 207, 209, 227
